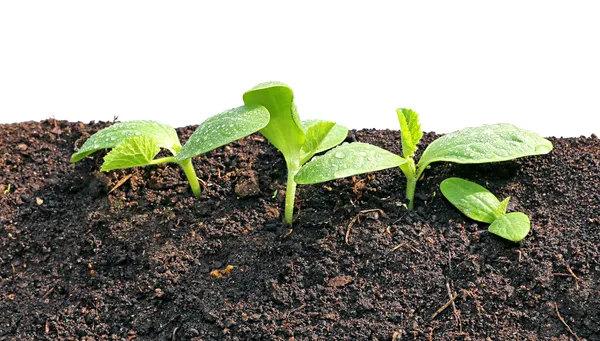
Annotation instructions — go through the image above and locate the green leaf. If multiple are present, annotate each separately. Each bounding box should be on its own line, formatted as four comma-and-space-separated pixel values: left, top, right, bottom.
101, 136, 160, 171
175, 105, 270, 161
295, 143, 407, 185
300, 121, 335, 163
243, 82, 305, 162
495, 196, 510, 217
301, 120, 348, 155
439, 177, 503, 223
418, 124, 553, 169
488, 212, 531, 242
71, 121, 180, 162
397, 108, 423, 158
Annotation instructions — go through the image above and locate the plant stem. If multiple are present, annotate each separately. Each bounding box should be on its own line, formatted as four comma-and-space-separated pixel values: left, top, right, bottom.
284, 166, 300, 224
406, 176, 417, 210
177, 158, 201, 197
150, 156, 176, 165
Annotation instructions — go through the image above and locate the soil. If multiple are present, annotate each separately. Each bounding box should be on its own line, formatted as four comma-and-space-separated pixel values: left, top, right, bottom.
1, 119, 599, 341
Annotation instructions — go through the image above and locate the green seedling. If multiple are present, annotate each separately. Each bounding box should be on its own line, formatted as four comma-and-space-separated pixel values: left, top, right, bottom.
243, 81, 351, 224
297, 108, 553, 210
3, 184, 11, 195
440, 177, 530, 242
71, 105, 269, 196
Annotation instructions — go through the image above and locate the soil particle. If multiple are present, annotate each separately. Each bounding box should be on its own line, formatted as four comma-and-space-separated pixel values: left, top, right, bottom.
0, 120, 599, 340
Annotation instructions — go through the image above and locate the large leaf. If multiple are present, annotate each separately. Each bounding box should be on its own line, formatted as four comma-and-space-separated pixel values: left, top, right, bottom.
488, 212, 530, 242
243, 82, 305, 162
295, 143, 406, 184
101, 136, 160, 171
397, 108, 423, 158
175, 105, 270, 161
418, 124, 553, 169
71, 121, 180, 162
440, 177, 504, 223
301, 120, 348, 154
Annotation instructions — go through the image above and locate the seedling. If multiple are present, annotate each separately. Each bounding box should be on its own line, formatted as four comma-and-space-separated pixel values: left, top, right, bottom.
71, 105, 269, 196
440, 177, 530, 242
297, 108, 553, 210
243, 81, 353, 224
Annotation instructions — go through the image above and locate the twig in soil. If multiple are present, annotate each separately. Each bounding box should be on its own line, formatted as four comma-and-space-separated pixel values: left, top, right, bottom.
284, 304, 306, 319
430, 292, 458, 320
172, 326, 178, 340
391, 242, 423, 255
554, 302, 581, 341
446, 282, 462, 332
567, 266, 584, 289
345, 209, 385, 245
42, 286, 55, 300
109, 174, 133, 193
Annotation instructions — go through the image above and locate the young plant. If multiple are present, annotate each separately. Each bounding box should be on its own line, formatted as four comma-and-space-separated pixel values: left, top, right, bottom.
242, 81, 351, 224
71, 105, 269, 196
296, 108, 553, 210
440, 177, 530, 242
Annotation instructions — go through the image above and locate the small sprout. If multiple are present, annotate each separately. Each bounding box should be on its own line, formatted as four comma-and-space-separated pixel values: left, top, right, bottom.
210, 265, 235, 278
298, 108, 553, 210
243, 82, 349, 224
3, 184, 11, 195
440, 177, 530, 242
272, 189, 278, 199
71, 106, 269, 196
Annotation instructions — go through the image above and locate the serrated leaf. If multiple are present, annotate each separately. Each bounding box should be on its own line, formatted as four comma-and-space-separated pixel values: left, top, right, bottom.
243, 82, 305, 162
295, 143, 406, 185
397, 108, 423, 158
418, 124, 553, 169
175, 105, 270, 161
101, 136, 160, 171
71, 121, 180, 162
301, 120, 348, 155
488, 212, 531, 242
440, 177, 502, 223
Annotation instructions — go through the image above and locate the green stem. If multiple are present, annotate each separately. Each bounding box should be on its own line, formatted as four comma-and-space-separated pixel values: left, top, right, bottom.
150, 156, 176, 165
284, 166, 300, 224
406, 176, 417, 210
177, 158, 201, 197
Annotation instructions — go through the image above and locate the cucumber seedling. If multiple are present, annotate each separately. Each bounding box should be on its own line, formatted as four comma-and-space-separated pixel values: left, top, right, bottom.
71, 105, 269, 196
243, 81, 355, 224
440, 177, 531, 242
297, 108, 553, 210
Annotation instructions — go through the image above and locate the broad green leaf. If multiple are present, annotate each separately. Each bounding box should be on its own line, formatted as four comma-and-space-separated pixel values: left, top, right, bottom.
301, 120, 348, 154
101, 136, 160, 171
397, 108, 423, 158
418, 124, 553, 169
175, 105, 270, 161
488, 212, 530, 242
71, 121, 180, 162
440, 177, 502, 223
243, 82, 305, 162
295, 143, 407, 185
300, 121, 335, 162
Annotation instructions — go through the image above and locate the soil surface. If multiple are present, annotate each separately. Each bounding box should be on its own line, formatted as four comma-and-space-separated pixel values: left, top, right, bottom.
1, 119, 599, 341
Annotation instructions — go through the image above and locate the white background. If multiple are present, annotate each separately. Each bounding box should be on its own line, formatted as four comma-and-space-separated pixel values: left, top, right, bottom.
1, 1, 598, 137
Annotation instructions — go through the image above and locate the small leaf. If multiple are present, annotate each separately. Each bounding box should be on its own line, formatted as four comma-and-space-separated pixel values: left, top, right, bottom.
101, 136, 160, 171
175, 105, 270, 161
488, 212, 531, 242
397, 108, 423, 158
71, 121, 180, 162
295, 143, 406, 185
440, 177, 502, 223
243, 82, 305, 161
301, 120, 348, 154
495, 196, 510, 217
418, 124, 553, 169
300, 120, 336, 162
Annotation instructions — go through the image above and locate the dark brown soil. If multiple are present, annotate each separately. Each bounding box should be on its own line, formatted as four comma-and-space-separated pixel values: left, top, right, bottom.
1, 120, 599, 341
